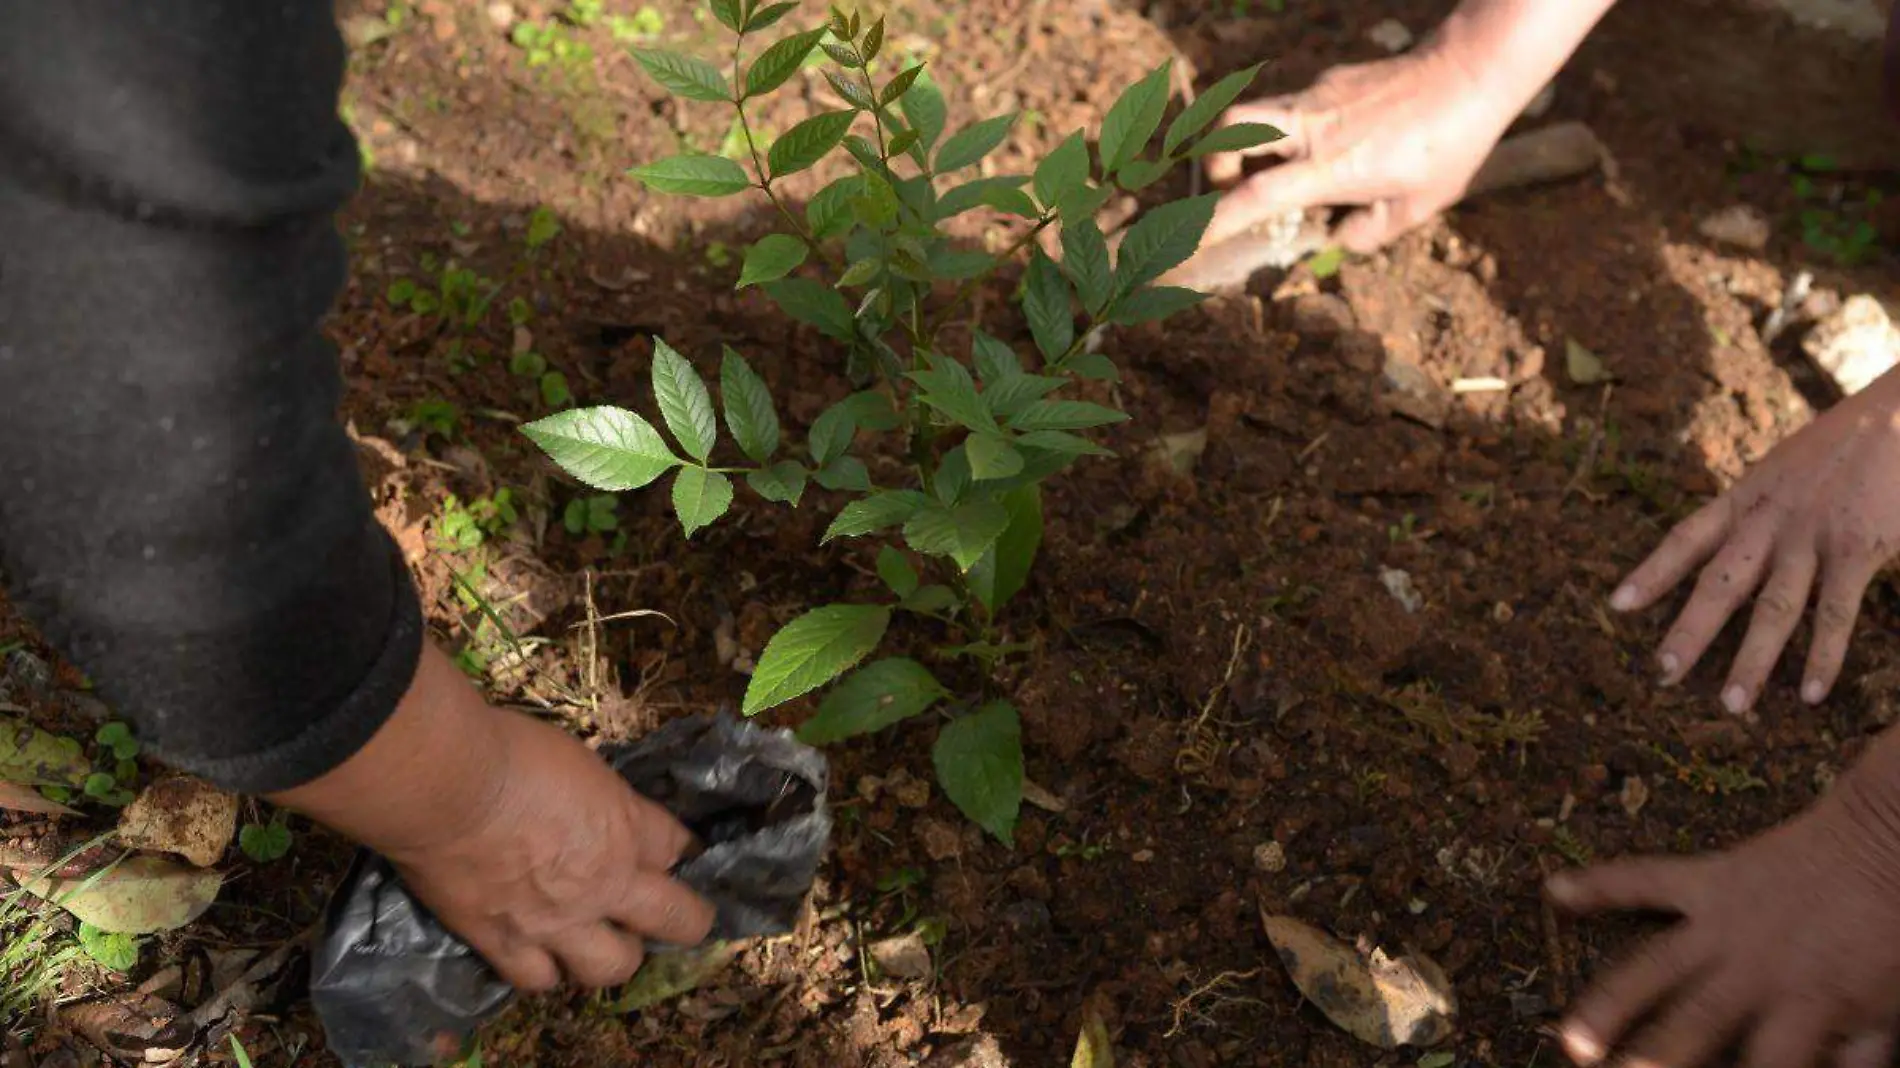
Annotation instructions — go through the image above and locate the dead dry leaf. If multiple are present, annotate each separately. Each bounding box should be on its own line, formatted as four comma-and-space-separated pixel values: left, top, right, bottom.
1071, 1008, 1114, 1068
0, 780, 77, 817
1261, 910, 1457, 1049
24, 855, 223, 935
869, 931, 933, 980
611, 941, 741, 1013
62, 993, 193, 1062
1565, 339, 1610, 385
115, 777, 238, 868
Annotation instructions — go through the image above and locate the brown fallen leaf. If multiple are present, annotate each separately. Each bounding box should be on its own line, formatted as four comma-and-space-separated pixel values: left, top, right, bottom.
609, 941, 741, 1014
0, 779, 77, 817
115, 777, 239, 868
62, 992, 193, 1062
1070, 1008, 1114, 1068
23, 855, 223, 935
869, 931, 933, 981
1262, 910, 1457, 1049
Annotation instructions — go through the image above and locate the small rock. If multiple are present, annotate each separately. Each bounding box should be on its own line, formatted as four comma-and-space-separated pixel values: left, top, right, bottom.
1618, 775, 1650, 819
1367, 18, 1415, 52
1380, 567, 1424, 614
1253, 840, 1287, 873
485, 1, 517, 30
869, 931, 933, 980
1523, 81, 1558, 120
1803, 294, 1900, 396
1148, 428, 1209, 478
1697, 205, 1771, 252
886, 769, 931, 809
115, 777, 239, 868
1380, 357, 1451, 428
1510, 991, 1551, 1018
922, 1035, 1010, 1068
1290, 292, 1356, 340
1337, 330, 1386, 374
918, 818, 964, 861
1131, 849, 1155, 863
1020, 778, 1068, 813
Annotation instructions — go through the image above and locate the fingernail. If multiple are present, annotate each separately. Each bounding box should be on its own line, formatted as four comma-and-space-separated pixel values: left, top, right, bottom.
1609, 585, 1637, 612
1562, 1025, 1606, 1066
1722, 685, 1748, 715
1803, 679, 1826, 705
1657, 652, 1679, 684
1545, 873, 1578, 905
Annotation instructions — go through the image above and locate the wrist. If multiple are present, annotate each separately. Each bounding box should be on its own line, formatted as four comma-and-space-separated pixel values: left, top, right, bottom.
1426, 0, 1619, 122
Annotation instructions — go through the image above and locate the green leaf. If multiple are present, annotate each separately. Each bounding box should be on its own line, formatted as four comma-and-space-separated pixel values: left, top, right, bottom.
671, 467, 734, 537
808, 399, 858, 466
709, 0, 743, 32
825, 70, 877, 110
650, 339, 718, 463
806, 175, 863, 238
936, 176, 1038, 221
862, 15, 886, 61
1110, 285, 1208, 325
981, 373, 1064, 418
1034, 132, 1090, 212
521, 406, 682, 491
797, 658, 946, 745
904, 585, 960, 613
1117, 158, 1171, 192
631, 49, 732, 102
763, 277, 856, 340
737, 234, 809, 289
742, 604, 892, 715
1016, 429, 1113, 457
966, 433, 1025, 481
509, 351, 548, 377
745, 1, 799, 31
909, 355, 994, 432
1022, 249, 1075, 361
1307, 245, 1345, 279
1057, 184, 1116, 226
814, 455, 871, 491
822, 41, 863, 66
525, 206, 562, 250
747, 460, 808, 505
935, 113, 1018, 173
876, 545, 919, 598
22, 856, 222, 935
1066, 352, 1120, 382
77, 923, 140, 972
629, 154, 752, 197
933, 702, 1023, 843
838, 257, 882, 287
839, 389, 904, 431
1164, 63, 1264, 155
886, 127, 921, 159
880, 62, 926, 107
1061, 218, 1114, 316
968, 484, 1042, 613
1008, 400, 1128, 432
768, 110, 856, 177
927, 247, 995, 280
1113, 193, 1218, 297
1100, 61, 1172, 174
239, 821, 292, 863
1186, 122, 1286, 159
745, 28, 827, 98
720, 347, 780, 462
96, 723, 139, 762
933, 444, 972, 503
540, 371, 573, 408
971, 331, 1022, 382
899, 68, 948, 157
904, 498, 1010, 571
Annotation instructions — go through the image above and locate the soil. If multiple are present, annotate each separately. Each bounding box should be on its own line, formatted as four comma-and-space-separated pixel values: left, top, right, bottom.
5, 0, 1900, 1066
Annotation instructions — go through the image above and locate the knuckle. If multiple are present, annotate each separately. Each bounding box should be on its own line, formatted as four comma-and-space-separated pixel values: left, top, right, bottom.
1817, 597, 1859, 633
1753, 587, 1799, 621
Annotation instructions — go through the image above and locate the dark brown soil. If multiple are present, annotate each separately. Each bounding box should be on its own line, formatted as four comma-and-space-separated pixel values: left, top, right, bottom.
6, 0, 1900, 1065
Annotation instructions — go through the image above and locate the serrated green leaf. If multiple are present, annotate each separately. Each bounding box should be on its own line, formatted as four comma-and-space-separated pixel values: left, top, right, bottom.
966, 433, 1025, 481
936, 176, 1038, 221
822, 41, 863, 66
876, 545, 919, 598
521, 406, 682, 490
720, 348, 779, 463
806, 174, 863, 238
738, 234, 810, 291
862, 16, 885, 61
1034, 132, 1090, 211
824, 490, 932, 542
981, 373, 1064, 418
77, 923, 139, 972
934, 444, 972, 503
886, 127, 921, 158
904, 498, 1010, 571
1061, 219, 1114, 316
769, 110, 856, 177
1017, 428, 1113, 456
1023, 249, 1075, 361
1110, 285, 1208, 325
745, 28, 827, 98
1100, 61, 1172, 174
968, 483, 1042, 613
1186, 122, 1286, 159
1164, 63, 1264, 155
880, 62, 924, 106
763, 277, 856, 341
1113, 193, 1217, 297
909, 355, 994, 431
1066, 352, 1120, 382
631, 49, 732, 102
933, 703, 1023, 842
904, 584, 960, 613
1057, 184, 1116, 226
671, 467, 734, 537
808, 400, 858, 466
838, 257, 882, 287
745, 1, 799, 31
709, 0, 743, 32
629, 154, 753, 197
742, 604, 892, 715
798, 658, 946, 745
1008, 400, 1128, 432
814, 455, 871, 491
651, 339, 718, 463
825, 70, 878, 110
1117, 158, 1171, 192
935, 113, 1018, 173
840, 389, 904, 431
971, 332, 1022, 383
899, 68, 947, 159
747, 460, 808, 505
927, 247, 995, 280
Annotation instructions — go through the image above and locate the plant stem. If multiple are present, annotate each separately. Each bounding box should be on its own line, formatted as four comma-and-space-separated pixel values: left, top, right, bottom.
730, 37, 839, 269
923, 210, 1058, 343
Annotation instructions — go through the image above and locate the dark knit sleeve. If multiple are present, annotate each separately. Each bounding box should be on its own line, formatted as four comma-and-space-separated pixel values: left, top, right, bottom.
0, 0, 422, 793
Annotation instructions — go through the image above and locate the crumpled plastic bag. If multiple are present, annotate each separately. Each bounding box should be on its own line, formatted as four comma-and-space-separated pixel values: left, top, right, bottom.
309, 713, 831, 1067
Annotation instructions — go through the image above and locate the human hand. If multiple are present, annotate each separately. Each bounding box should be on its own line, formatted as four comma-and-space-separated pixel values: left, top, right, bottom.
1546, 730, 1900, 1068
1610, 368, 1900, 715
1200, 45, 1516, 252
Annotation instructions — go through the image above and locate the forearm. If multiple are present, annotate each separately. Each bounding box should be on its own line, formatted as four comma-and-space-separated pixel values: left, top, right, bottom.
1429, 0, 1621, 116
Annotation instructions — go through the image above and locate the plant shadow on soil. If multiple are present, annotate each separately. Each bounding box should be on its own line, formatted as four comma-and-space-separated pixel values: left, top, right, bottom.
6, 1, 1899, 1065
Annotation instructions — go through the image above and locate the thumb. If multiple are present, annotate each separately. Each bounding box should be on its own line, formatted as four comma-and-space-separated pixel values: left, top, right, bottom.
1204, 159, 1333, 249
1332, 197, 1432, 253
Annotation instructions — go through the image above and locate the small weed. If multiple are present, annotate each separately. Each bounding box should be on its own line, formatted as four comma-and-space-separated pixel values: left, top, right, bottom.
1376, 680, 1546, 748
76, 922, 140, 971
405, 398, 462, 441
230, 1035, 256, 1068
1646, 743, 1767, 796
1054, 835, 1108, 861
564, 494, 620, 536
438, 491, 521, 551
240, 810, 294, 864
513, 17, 594, 77
1550, 825, 1593, 866
1386, 512, 1419, 544
608, 5, 666, 41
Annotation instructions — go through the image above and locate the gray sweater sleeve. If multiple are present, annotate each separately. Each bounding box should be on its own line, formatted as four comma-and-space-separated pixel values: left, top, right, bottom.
0, 0, 423, 793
